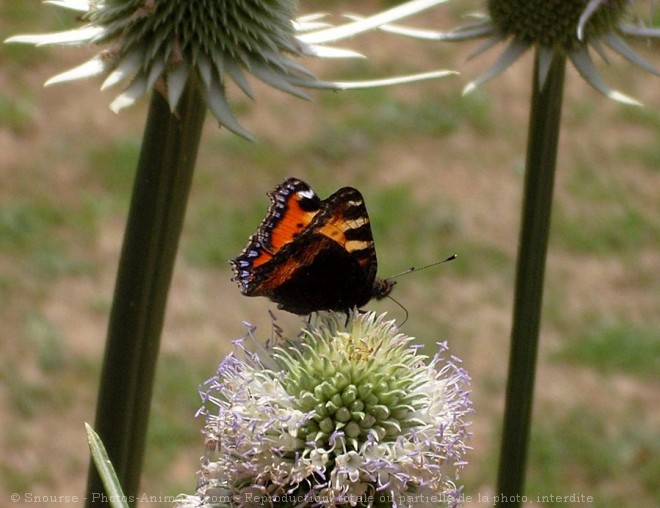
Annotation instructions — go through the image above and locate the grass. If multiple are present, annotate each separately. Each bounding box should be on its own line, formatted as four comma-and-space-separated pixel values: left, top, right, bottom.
144, 355, 215, 485
90, 139, 140, 195
25, 313, 67, 373
554, 319, 660, 378
0, 92, 35, 134
618, 142, 660, 172
3, 361, 52, 417
183, 197, 268, 267
369, 184, 460, 268
316, 87, 492, 143
0, 201, 71, 277
528, 407, 660, 507
0, 201, 66, 251
552, 204, 659, 254
0, 199, 97, 279
4, 335, 89, 419
617, 104, 660, 131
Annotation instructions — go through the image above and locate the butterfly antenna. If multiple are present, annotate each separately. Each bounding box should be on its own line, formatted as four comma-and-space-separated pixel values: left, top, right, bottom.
386, 294, 409, 326
385, 254, 457, 281
267, 309, 285, 348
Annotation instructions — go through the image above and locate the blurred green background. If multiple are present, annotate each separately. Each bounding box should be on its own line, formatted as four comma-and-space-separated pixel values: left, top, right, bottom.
1, 1, 658, 506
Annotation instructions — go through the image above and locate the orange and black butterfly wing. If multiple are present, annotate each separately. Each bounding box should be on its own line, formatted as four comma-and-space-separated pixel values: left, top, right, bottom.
231, 179, 394, 315
261, 186, 381, 314
230, 177, 321, 296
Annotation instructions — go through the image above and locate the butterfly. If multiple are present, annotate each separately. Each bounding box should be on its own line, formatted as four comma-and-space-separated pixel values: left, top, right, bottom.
230, 177, 394, 315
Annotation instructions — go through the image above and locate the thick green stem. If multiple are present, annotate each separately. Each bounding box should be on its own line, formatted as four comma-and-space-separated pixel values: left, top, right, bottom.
85, 78, 206, 507
495, 50, 566, 507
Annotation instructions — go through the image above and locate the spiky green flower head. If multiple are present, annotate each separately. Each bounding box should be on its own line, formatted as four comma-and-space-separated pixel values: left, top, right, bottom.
476, 0, 660, 102
6, 0, 457, 139
8, 0, 305, 138
179, 312, 472, 508
386, 0, 660, 104
488, 0, 632, 50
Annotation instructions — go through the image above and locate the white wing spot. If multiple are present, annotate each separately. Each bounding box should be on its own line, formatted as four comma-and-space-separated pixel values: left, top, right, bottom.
351, 216, 369, 228
345, 239, 371, 252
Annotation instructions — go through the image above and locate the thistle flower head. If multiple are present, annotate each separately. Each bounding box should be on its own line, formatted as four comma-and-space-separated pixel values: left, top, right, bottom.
488, 0, 632, 49
380, 0, 660, 104
6, 0, 456, 139
177, 312, 472, 508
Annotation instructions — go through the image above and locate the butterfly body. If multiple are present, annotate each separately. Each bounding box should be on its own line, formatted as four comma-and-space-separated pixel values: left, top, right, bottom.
230, 177, 393, 315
